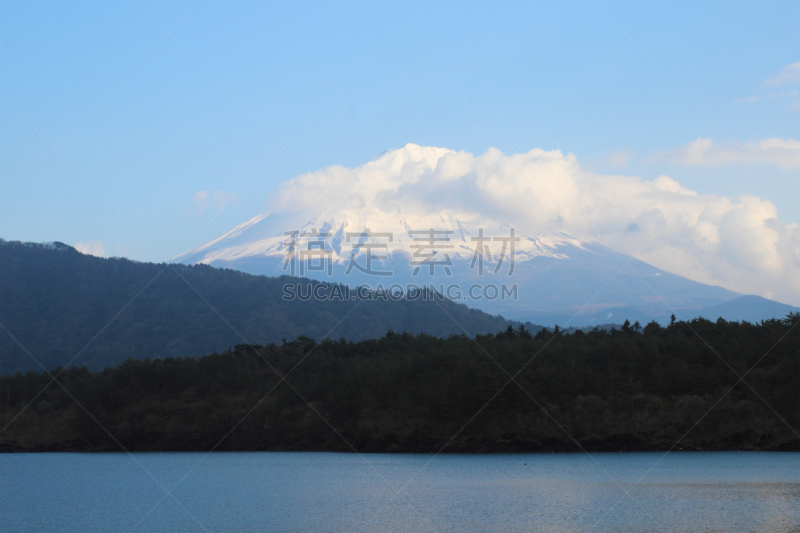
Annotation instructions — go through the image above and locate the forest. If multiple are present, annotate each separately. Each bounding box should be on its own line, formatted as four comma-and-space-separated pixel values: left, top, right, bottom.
2, 314, 798, 453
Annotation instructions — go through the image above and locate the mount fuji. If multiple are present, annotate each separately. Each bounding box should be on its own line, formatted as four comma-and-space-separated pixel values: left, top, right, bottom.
177, 144, 795, 326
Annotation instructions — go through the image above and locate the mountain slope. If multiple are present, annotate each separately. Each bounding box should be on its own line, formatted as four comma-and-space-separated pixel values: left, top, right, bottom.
0, 240, 527, 373
177, 208, 742, 322
697, 295, 800, 324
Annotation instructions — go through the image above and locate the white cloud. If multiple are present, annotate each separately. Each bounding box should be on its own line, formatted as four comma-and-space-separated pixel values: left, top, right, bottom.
193, 190, 209, 208
734, 62, 800, 108
193, 190, 238, 213
658, 137, 800, 170
605, 149, 634, 169
75, 241, 105, 257
734, 95, 764, 104
271, 144, 800, 305
764, 61, 800, 87
734, 89, 799, 109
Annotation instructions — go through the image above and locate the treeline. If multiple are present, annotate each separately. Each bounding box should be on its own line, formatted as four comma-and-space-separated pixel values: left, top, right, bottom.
1, 315, 798, 453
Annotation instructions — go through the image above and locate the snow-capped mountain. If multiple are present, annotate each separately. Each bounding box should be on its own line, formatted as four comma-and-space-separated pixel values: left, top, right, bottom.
177, 144, 743, 324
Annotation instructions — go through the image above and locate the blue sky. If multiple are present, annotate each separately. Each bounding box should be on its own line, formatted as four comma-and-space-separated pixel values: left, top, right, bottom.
1, 0, 798, 264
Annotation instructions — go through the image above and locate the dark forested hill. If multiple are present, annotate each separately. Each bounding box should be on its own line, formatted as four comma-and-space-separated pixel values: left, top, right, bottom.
2, 316, 798, 453
0, 240, 530, 373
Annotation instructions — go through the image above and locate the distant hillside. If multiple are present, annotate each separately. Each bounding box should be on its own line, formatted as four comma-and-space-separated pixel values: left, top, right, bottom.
696, 295, 800, 323
528, 296, 800, 328
0, 240, 534, 374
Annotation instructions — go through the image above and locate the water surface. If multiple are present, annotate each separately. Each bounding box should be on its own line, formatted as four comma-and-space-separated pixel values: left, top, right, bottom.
1, 452, 798, 532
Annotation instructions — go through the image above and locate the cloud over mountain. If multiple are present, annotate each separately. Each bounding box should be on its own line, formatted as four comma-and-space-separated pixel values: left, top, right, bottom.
74, 241, 105, 258
268, 144, 800, 305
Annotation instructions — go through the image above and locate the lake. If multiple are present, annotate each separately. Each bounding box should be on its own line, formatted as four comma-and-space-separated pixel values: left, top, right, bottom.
1, 452, 798, 532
